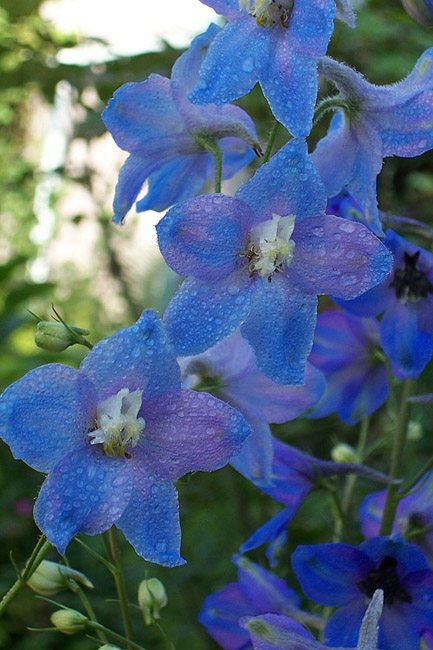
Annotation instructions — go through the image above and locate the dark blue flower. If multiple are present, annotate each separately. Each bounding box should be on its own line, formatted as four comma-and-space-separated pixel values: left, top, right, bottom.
337, 229, 433, 379
157, 139, 392, 385
102, 24, 259, 223
189, 0, 354, 137
360, 473, 433, 566
307, 310, 387, 425
0, 311, 250, 566
292, 536, 433, 649
313, 49, 433, 235
180, 329, 324, 485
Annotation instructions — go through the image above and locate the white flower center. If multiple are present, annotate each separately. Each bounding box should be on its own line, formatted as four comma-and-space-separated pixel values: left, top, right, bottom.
244, 213, 296, 279
89, 388, 145, 457
238, 0, 293, 28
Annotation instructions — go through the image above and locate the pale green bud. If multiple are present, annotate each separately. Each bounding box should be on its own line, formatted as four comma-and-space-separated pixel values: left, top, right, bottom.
50, 608, 88, 634
98, 646, 123, 650
138, 577, 167, 625
331, 442, 358, 464
35, 321, 90, 352
408, 420, 423, 441
27, 560, 94, 596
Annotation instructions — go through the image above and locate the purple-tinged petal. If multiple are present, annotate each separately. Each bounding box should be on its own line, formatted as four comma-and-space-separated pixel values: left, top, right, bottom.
102, 75, 185, 153
260, 40, 317, 136
288, 215, 392, 299
116, 465, 184, 567
0, 364, 96, 473
335, 280, 395, 318
401, 570, 433, 628
377, 602, 426, 650
190, 19, 267, 107
380, 299, 433, 378
81, 310, 180, 402
164, 272, 253, 357
360, 536, 429, 571
312, 113, 357, 198
157, 194, 253, 281
359, 490, 389, 540
292, 543, 374, 605
135, 389, 250, 481
241, 275, 318, 385
324, 600, 367, 648
230, 416, 274, 486
241, 613, 322, 650
34, 445, 131, 554
220, 136, 255, 180
199, 582, 253, 650
335, 0, 356, 27
136, 154, 209, 213
236, 139, 326, 225
234, 555, 300, 614
112, 153, 165, 224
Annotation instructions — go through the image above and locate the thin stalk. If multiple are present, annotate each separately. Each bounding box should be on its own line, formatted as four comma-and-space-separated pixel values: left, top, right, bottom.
313, 97, 348, 125
88, 621, 149, 650
155, 621, 177, 650
63, 555, 106, 644
261, 121, 279, 165
0, 536, 51, 616
399, 455, 433, 497
379, 379, 413, 535
103, 528, 134, 648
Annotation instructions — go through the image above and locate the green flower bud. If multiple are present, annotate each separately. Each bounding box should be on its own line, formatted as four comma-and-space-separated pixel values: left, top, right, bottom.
98, 646, 123, 650
35, 321, 90, 352
138, 577, 167, 625
331, 442, 358, 464
27, 560, 94, 596
50, 608, 88, 634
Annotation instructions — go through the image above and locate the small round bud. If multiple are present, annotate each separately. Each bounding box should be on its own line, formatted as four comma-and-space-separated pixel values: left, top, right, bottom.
50, 608, 88, 634
138, 577, 167, 625
35, 321, 89, 352
27, 560, 94, 596
331, 442, 358, 464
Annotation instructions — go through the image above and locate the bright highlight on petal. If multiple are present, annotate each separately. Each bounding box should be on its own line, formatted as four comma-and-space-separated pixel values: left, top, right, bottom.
89, 388, 146, 457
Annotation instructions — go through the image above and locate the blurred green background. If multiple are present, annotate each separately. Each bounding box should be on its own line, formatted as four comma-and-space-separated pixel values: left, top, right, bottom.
0, 0, 432, 648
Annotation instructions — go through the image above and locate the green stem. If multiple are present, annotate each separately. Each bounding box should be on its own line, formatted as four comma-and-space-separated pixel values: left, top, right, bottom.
0, 536, 51, 616
399, 455, 433, 497
155, 621, 177, 650
379, 379, 413, 535
193, 134, 223, 192
261, 121, 279, 165
88, 621, 149, 650
103, 528, 134, 648
313, 97, 348, 125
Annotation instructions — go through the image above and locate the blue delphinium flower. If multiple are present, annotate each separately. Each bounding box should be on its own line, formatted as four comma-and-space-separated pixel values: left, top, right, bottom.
292, 536, 433, 649
189, 0, 354, 137
337, 229, 433, 379
312, 49, 433, 235
307, 310, 388, 425
102, 24, 259, 223
198, 554, 322, 650
360, 473, 433, 565
0, 310, 250, 566
180, 329, 324, 485
157, 138, 392, 386
241, 590, 384, 650
240, 438, 392, 565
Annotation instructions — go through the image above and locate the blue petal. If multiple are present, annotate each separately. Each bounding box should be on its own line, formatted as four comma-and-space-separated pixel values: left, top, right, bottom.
189, 18, 267, 107
198, 582, 253, 650
134, 389, 250, 480
0, 364, 96, 473
324, 600, 368, 648
359, 536, 428, 571
236, 139, 326, 225
288, 214, 392, 299
116, 465, 185, 566
359, 490, 388, 539
102, 74, 184, 154
234, 555, 300, 613
291, 543, 373, 605
81, 309, 180, 401
380, 299, 433, 378
199, 0, 242, 20
157, 194, 253, 281
241, 613, 320, 650
34, 445, 131, 554
164, 272, 253, 357
136, 154, 208, 213
240, 508, 292, 555
230, 416, 274, 486
241, 275, 318, 385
